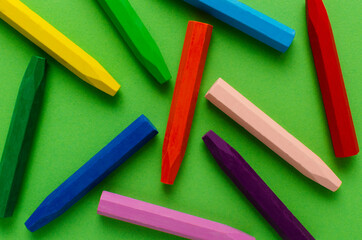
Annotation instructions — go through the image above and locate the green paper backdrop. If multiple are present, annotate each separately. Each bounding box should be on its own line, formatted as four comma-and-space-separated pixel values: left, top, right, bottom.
0, 0, 361, 239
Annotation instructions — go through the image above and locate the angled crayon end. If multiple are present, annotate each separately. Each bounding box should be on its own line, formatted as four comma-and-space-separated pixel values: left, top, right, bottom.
87, 66, 120, 96
103, 79, 120, 97
25, 214, 37, 232
202, 130, 220, 151
150, 63, 172, 85
315, 172, 341, 192
25, 206, 49, 232
25, 218, 34, 232
202, 130, 216, 141
138, 114, 158, 134
30, 56, 46, 74
202, 130, 239, 173
161, 151, 182, 185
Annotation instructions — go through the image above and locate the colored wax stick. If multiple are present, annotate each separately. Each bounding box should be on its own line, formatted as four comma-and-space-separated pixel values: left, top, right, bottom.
0, 57, 47, 218
202, 131, 315, 240
98, 191, 255, 240
161, 21, 213, 185
0, 0, 120, 96
25, 115, 158, 232
97, 0, 171, 84
306, 0, 359, 157
183, 0, 295, 52
206, 78, 341, 191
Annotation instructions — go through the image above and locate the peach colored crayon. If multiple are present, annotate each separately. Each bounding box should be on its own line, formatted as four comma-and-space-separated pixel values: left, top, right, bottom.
205, 78, 341, 192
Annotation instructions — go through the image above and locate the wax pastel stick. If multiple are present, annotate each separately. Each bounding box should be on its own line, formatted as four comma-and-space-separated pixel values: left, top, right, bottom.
0, 0, 120, 96
205, 78, 341, 191
96, 0, 171, 84
183, 0, 295, 52
97, 191, 255, 240
25, 115, 158, 232
162, 21, 213, 185
0, 56, 47, 218
202, 131, 315, 240
306, 0, 359, 157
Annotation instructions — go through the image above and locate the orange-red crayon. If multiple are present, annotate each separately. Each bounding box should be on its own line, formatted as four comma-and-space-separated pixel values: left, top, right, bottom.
161, 21, 213, 184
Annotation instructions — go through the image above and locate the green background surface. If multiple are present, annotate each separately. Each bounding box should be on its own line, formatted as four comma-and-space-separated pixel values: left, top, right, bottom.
0, 0, 361, 239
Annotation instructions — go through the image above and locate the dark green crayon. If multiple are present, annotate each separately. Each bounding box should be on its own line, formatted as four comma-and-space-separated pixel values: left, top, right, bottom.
0, 56, 47, 217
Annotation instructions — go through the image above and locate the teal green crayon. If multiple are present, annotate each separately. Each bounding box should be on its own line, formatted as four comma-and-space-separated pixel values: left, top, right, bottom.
97, 0, 171, 83
0, 56, 47, 217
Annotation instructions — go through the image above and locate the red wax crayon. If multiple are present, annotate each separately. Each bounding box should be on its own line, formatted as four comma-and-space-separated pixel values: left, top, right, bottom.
306, 0, 359, 157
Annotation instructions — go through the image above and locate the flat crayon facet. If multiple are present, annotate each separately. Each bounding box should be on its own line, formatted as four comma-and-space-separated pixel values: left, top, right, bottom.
25, 115, 158, 231
161, 21, 213, 185
0, 56, 47, 218
98, 191, 255, 240
202, 131, 315, 240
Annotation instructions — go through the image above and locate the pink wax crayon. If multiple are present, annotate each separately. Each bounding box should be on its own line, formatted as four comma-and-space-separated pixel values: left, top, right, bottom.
97, 191, 255, 240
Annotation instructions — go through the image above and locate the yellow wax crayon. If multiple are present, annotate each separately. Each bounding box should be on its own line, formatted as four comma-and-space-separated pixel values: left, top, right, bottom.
0, 0, 120, 96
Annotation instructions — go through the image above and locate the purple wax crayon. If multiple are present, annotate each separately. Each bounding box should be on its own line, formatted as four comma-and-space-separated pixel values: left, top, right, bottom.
202, 130, 315, 240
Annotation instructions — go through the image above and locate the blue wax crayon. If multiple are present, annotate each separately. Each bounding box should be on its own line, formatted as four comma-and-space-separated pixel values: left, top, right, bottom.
184, 0, 296, 52
25, 115, 158, 232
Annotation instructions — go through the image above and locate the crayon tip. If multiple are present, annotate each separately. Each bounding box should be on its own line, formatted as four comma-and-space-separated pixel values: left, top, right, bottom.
25, 207, 48, 232
161, 151, 182, 185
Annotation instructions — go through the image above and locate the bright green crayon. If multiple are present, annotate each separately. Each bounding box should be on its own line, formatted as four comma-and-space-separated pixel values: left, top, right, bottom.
0, 56, 47, 217
97, 0, 171, 84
